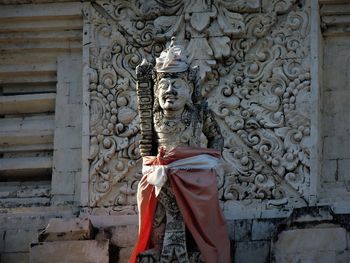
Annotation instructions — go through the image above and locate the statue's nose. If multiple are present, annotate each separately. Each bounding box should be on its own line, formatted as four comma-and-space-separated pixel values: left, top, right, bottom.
166, 81, 174, 92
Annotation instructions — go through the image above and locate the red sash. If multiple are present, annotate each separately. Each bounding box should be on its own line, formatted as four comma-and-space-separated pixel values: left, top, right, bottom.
129, 147, 231, 263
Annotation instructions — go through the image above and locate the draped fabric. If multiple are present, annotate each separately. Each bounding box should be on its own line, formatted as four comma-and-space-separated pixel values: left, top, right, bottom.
129, 146, 231, 263
143, 153, 221, 196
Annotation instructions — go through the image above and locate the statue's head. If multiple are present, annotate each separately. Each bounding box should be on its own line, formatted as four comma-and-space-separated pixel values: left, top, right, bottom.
154, 38, 197, 115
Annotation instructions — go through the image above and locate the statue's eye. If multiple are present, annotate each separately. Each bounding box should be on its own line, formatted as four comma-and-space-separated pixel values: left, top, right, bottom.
159, 83, 168, 90
173, 80, 185, 89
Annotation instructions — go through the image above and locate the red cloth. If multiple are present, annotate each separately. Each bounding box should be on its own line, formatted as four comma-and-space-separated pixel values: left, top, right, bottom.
129, 147, 231, 263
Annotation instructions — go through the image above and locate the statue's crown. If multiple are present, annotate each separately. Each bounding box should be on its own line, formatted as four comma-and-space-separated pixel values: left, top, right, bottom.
155, 37, 189, 73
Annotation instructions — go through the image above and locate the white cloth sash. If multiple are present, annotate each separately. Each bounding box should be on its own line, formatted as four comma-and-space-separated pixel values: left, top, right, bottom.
142, 154, 219, 196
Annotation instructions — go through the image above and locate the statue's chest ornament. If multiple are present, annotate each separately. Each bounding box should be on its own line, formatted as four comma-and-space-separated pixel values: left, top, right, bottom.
155, 110, 193, 134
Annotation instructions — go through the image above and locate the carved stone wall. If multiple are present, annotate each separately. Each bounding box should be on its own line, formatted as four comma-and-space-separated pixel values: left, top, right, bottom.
319, 1, 350, 205
0, 2, 83, 262
83, 0, 312, 217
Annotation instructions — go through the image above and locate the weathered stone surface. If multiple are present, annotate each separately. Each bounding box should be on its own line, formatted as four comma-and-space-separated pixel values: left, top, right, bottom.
235, 241, 270, 263
0, 230, 4, 252
52, 148, 82, 173
95, 223, 138, 249
323, 136, 350, 160
321, 2, 350, 36
118, 247, 134, 263
110, 224, 138, 248
322, 159, 338, 183
321, 32, 350, 200
339, 159, 350, 181
51, 171, 77, 196
1, 252, 29, 263
251, 220, 278, 241
50, 195, 76, 206
53, 126, 82, 149
226, 220, 235, 240
16, 186, 51, 199
272, 227, 348, 262
273, 251, 337, 263
223, 201, 262, 220
234, 219, 252, 242
30, 240, 109, 263
0, 93, 55, 115
88, 215, 138, 228
4, 229, 38, 253
95, 228, 111, 241
38, 218, 92, 242
290, 207, 333, 223
336, 250, 350, 263
0, 209, 72, 231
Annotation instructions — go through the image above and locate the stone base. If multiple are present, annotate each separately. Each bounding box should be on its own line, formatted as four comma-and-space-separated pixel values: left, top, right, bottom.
38, 218, 93, 242
272, 227, 348, 263
29, 240, 110, 263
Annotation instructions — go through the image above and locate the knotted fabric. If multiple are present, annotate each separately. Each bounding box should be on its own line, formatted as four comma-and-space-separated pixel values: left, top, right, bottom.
129, 146, 231, 263
143, 153, 220, 196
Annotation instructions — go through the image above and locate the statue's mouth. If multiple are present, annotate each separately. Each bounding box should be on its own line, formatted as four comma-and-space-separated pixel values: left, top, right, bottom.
163, 95, 177, 101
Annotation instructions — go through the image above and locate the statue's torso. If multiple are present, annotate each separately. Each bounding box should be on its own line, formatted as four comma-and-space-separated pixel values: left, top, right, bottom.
154, 108, 203, 149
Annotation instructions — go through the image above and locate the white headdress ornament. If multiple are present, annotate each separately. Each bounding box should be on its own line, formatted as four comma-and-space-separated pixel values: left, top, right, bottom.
155, 37, 189, 73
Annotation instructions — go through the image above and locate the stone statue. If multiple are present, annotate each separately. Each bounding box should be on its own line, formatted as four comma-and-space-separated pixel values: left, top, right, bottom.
130, 38, 231, 263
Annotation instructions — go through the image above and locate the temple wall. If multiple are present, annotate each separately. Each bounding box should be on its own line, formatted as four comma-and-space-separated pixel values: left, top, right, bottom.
0, 0, 350, 262
320, 4, 350, 203
0, 2, 82, 262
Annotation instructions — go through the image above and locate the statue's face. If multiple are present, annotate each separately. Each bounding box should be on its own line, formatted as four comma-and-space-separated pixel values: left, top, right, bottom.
157, 77, 192, 113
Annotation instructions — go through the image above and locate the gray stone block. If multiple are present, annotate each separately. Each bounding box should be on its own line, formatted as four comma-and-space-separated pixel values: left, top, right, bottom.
89, 215, 138, 228
234, 241, 270, 263
54, 104, 82, 128
322, 159, 338, 183
324, 136, 350, 159
30, 240, 109, 263
251, 220, 277, 241
4, 229, 38, 253
118, 247, 134, 263
53, 126, 82, 150
38, 218, 93, 242
234, 219, 252, 241
336, 250, 350, 263
1, 252, 29, 263
273, 227, 347, 256
339, 158, 350, 181
111, 224, 138, 248
273, 251, 337, 263
226, 220, 235, 240
0, 230, 4, 253
51, 171, 76, 195
0, 215, 50, 231
52, 148, 82, 173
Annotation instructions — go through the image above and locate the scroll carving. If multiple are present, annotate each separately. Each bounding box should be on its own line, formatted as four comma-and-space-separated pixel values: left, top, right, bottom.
85, 0, 311, 213
135, 59, 155, 157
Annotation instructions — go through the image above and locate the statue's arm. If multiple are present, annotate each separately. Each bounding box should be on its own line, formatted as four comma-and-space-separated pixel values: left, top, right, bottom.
202, 103, 224, 151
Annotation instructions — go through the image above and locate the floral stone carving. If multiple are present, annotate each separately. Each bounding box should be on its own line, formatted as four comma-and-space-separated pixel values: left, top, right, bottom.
84, 0, 311, 214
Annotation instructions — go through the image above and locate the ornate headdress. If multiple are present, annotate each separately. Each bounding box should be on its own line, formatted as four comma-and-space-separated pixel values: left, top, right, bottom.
153, 37, 198, 91
155, 37, 189, 73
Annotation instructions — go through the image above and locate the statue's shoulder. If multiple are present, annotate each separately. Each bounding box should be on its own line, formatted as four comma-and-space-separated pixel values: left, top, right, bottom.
191, 101, 215, 129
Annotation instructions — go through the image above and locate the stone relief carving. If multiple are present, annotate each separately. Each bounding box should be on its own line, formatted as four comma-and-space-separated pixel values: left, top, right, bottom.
84, 0, 311, 213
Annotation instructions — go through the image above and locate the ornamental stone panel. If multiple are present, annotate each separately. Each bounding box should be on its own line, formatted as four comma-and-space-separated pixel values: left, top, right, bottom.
82, 0, 312, 217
